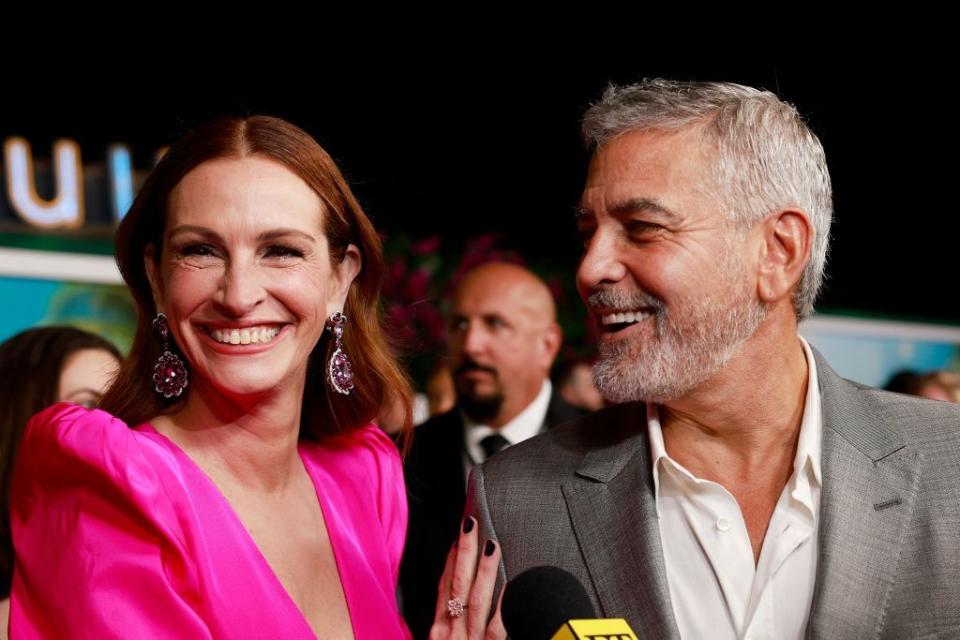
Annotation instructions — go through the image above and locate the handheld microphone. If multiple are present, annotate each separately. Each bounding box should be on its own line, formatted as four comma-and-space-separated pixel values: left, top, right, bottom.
501, 566, 638, 640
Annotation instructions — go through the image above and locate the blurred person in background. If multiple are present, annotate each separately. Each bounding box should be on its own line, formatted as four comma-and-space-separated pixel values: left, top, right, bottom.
399, 262, 580, 639
424, 363, 455, 418
884, 369, 960, 403
0, 326, 121, 637
915, 371, 960, 403
555, 358, 605, 411
883, 369, 923, 395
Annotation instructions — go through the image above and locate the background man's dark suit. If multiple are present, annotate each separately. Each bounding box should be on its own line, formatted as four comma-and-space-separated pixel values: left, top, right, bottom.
399, 393, 580, 639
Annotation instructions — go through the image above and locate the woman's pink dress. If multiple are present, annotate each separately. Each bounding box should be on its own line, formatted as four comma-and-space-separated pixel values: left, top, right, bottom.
10, 403, 411, 639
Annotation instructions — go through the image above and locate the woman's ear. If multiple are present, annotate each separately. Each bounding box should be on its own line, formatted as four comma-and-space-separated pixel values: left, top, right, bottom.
328, 244, 362, 316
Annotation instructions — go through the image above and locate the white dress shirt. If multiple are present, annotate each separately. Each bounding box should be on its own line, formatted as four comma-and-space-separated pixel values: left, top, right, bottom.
462, 380, 552, 481
649, 338, 823, 640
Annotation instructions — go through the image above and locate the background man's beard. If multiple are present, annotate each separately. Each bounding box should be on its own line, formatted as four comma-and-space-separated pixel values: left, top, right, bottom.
457, 389, 505, 422
453, 359, 505, 422
591, 282, 768, 404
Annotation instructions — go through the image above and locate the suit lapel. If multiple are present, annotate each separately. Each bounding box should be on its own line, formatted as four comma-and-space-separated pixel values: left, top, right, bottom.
808, 353, 922, 639
561, 403, 680, 639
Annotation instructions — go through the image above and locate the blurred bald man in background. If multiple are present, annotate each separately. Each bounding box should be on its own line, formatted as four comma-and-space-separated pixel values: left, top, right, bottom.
399, 262, 581, 638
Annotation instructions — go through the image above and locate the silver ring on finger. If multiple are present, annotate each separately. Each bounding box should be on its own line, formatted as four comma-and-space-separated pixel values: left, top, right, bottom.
447, 596, 468, 618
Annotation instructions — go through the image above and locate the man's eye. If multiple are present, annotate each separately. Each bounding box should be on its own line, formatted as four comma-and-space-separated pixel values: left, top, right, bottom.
487, 317, 506, 329
627, 220, 663, 235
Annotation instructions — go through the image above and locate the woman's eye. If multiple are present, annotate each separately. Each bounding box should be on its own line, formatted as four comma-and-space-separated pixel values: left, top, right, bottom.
264, 245, 305, 259
177, 243, 218, 258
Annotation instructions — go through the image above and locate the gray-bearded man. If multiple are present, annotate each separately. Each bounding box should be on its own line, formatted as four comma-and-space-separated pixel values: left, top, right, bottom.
459, 80, 960, 639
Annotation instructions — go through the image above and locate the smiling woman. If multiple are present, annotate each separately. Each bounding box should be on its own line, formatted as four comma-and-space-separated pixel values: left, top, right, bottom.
9, 117, 414, 639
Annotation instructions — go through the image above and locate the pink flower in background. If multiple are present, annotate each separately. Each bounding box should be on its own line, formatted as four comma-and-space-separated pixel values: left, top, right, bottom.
417, 305, 447, 346
411, 235, 441, 256
385, 259, 407, 295
404, 267, 431, 302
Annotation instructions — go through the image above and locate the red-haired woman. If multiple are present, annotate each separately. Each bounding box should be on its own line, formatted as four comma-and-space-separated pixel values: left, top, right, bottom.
9, 116, 413, 639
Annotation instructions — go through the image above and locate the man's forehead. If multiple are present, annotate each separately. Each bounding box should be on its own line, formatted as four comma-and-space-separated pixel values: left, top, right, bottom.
453, 269, 555, 324
580, 127, 715, 212
454, 281, 534, 315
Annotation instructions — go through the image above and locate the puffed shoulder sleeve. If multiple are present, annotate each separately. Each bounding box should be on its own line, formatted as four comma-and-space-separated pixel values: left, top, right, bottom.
9, 403, 211, 639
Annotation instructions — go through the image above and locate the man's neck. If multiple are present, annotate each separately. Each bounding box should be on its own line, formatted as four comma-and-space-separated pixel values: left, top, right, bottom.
657, 311, 812, 563
659, 310, 809, 484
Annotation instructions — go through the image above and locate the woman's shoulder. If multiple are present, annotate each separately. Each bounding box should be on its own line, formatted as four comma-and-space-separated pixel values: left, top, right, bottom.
15, 403, 179, 503
23, 402, 159, 458
25, 401, 134, 445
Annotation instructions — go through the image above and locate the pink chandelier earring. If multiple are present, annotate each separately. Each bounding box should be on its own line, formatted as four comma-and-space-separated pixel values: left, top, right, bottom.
326, 312, 354, 395
152, 313, 189, 399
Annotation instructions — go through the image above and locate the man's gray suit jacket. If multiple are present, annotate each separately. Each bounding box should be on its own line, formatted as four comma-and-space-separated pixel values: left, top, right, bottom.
467, 351, 960, 638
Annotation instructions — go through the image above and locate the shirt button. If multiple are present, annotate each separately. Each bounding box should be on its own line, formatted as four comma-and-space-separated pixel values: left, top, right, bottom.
716, 517, 731, 532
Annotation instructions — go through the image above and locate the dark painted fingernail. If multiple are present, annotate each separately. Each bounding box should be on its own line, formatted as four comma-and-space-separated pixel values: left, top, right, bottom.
462, 517, 475, 534
484, 539, 496, 556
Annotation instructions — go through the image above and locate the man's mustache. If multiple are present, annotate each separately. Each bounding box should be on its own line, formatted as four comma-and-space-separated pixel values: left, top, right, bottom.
454, 359, 498, 378
587, 288, 663, 311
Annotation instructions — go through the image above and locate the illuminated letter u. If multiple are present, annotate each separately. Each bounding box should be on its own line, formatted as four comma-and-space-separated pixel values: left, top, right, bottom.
4, 137, 84, 228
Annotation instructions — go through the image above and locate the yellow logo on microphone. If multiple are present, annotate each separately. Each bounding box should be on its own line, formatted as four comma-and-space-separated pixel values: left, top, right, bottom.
551, 618, 638, 640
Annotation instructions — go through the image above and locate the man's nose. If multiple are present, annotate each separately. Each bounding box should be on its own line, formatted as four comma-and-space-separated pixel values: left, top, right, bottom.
577, 228, 627, 293
459, 320, 490, 358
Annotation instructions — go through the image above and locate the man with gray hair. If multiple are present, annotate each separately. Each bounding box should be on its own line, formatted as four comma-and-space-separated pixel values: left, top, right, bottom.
441, 80, 960, 639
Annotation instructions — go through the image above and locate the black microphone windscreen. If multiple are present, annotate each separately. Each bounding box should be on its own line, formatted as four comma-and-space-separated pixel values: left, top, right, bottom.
501, 566, 597, 640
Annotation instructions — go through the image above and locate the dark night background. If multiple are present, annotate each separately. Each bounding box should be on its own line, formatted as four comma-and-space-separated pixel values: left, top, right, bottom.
2, 59, 957, 324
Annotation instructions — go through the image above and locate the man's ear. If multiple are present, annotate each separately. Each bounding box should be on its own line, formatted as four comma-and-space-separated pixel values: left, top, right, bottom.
755, 209, 813, 305
540, 323, 563, 369
144, 244, 165, 311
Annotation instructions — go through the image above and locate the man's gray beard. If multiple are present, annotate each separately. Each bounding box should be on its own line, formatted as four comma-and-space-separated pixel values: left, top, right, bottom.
591, 284, 767, 404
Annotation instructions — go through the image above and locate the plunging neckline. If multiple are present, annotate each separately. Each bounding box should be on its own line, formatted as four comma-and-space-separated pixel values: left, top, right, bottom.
136, 423, 356, 639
